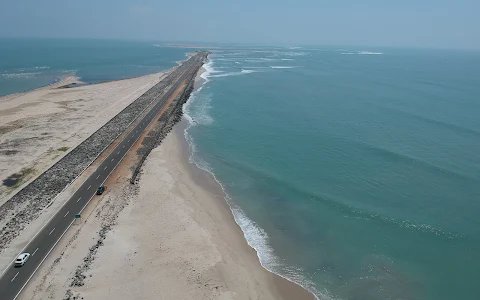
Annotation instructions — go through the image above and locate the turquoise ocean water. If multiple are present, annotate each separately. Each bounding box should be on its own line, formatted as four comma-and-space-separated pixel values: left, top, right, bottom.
2, 39, 480, 299
184, 47, 480, 299
0, 38, 187, 96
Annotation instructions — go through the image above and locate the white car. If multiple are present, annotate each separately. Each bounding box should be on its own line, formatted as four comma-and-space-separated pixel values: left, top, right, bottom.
15, 253, 30, 267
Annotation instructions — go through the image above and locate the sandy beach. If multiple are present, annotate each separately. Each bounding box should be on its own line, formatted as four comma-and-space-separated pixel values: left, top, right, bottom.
18, 121, 314, 300
0, 64, 316, 300
0, 72, 168, 205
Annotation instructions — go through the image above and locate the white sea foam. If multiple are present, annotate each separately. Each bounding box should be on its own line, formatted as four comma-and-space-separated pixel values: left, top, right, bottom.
200, 60, 215, 82
281, 58, 295, 61
244, 59, 268, 63
2, 72, 40, 79
358, 51, 383, 55
269, 66, 301, 69
284, 52, 307, 56
215, 58, 241, 61
181, 57, 324, 300
209, 69, 259, 78
34, 66, 50, 69
182, 135, 323, 299
184, 92, 213, 126
181, 142, 326, 300
342, 51, 383, 55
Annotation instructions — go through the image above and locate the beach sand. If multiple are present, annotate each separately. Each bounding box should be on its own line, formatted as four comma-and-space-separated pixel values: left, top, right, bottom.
18, 121, 315, 300
8, 64, 315, 299
0, 72, 168, 205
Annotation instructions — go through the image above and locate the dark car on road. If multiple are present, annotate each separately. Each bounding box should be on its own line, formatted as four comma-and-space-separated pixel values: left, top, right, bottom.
96, 185, 106, 195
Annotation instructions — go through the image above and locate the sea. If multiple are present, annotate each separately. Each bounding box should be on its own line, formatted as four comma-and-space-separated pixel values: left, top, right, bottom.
2, 38, 480, 300
0, 38, 187, 96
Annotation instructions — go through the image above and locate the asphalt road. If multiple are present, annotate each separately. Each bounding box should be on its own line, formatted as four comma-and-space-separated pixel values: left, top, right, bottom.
0, 52, 207, 299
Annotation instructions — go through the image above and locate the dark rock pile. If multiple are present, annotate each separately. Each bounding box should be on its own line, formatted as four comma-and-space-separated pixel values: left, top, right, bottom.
0, 66, 188, 251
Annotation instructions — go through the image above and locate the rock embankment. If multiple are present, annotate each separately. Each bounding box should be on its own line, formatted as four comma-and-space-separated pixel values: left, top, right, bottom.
0, 65, 188, 251
130, 81, 195, 183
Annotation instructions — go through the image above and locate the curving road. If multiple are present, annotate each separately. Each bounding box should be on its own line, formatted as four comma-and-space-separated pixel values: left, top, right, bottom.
0, 52, 208, 300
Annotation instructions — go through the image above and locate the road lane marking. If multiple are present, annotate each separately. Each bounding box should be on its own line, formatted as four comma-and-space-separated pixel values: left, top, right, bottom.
6, 56, 204, 297
49, 228, 55, 235
64, 211, 69, 218
87, 185, 91, 190
123, 145, 125, 149
96, 174, 100, 179
128, 139, 130, 142
111, 158, 114, 162
32, 248, 39, 256
77, 197, 82, 202
117, 151, 120, 155
104, 166, 108, 170
11, 272, 19, 282
14, 218, 75, 300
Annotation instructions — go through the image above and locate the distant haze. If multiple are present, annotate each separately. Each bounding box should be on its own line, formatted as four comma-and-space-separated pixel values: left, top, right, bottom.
1, 0, 479, 49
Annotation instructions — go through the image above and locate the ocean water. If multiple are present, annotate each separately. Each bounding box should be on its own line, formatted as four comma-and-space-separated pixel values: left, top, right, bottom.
0, 38, 188, 96
184, 47, 480, 299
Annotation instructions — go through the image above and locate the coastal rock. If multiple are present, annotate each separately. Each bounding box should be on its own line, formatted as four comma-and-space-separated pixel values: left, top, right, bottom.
0, 64, 190, 251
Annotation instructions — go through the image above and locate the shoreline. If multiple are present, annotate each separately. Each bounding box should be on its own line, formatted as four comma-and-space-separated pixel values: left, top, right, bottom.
180, 65, 319, 298
16, 91, 315, 300
0, 67, 179, 102
0, 75, 84, 102
3, 58, 316, 299
176, 119, 317, 299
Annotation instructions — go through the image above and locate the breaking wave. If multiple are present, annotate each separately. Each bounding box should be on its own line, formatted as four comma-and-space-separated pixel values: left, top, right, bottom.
284, 52, 307, 56
359, 51, 383, 55
2, 72, 41, 79
270, 66, 301, 69
342, 51, 384, 55
209, 69, 259, 78
182, 57, 322, 300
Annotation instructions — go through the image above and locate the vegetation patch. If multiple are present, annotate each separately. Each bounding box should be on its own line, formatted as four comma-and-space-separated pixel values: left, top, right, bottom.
57, 146, 70, 152
0, 150, 19, 156
2, 167, 35, 188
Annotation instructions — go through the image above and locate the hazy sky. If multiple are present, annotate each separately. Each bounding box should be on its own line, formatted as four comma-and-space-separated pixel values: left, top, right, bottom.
1, 0, 479, 49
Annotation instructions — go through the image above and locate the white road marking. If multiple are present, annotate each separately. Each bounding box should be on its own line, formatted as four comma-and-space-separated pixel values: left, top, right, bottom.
7, 56, 204, 298
32, 248, 39, 256
104, 166, 108, 170
11, 272, 19, 282
111, 158, 114, 162
87, 185, 91, 190
117, 151, 120, 155
96, 174, 100, 179
123, 145, 125, 149
49, 228, 55, 235
127, 139, 130, 142
63, 211, 69, 218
